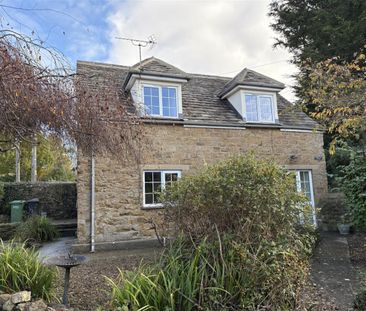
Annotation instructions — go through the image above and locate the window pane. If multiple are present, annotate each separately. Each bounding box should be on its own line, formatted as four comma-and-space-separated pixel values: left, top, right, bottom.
171, 173, 178, 181
151, 87, 159, 96
144, 95, 151, 105
145, 182, 153, 193
162, 87, 177, 117
165, 173, 179, 188
153, 172, 161, 182
163, 107, 170, 116
165, 173, 172, 183
145, 172, 153, 182
166, 172, 180, 186
143, 87, 160, 116
169, 98, 176, 107
169, 107, 177, 117
162, 97, 169, 108
153, 182, 162, 192
245, 95, 258, 122
145, 193, 153, 204
298, 172, 312, 201
162, 87, 169, 97
154, 193, 161, 204
259, 96, 273, 121
152, 106, 160, 115
300, 171, 310, 183
144, 87, 151, 96
151, 96, 159, 106
169, 88, 176, 97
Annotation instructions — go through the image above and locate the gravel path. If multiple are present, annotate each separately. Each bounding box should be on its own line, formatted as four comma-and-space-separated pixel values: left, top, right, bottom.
310, 232, 360, 310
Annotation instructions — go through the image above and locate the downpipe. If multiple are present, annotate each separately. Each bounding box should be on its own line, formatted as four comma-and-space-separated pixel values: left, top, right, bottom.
90, 154, 95, 253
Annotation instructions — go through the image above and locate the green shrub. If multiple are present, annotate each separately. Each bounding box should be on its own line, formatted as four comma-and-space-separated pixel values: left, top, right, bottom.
15, 216, 59, 243
338, 148, 366, 229
163, 154, 309, 240
107, 155, 315, 310
354, 272, 366, 310
354, 291, 366, 311
108, 234, 312, 310
0, 182, 4, 198
0, 240, 56, 300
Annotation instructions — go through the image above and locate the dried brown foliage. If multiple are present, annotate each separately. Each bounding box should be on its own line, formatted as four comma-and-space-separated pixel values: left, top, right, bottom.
0, 29, 143, 160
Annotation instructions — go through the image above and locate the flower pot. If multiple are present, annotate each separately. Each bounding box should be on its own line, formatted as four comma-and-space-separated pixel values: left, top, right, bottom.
337, 224, 351, 235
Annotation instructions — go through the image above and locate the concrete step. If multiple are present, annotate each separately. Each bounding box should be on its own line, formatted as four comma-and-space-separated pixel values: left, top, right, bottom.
52, 220, 77, 238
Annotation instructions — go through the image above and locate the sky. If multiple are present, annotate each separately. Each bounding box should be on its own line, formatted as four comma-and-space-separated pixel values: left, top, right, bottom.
0, 0, 298, 100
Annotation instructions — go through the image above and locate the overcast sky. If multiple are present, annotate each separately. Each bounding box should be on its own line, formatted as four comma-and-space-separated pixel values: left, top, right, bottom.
0, 0, 297, 100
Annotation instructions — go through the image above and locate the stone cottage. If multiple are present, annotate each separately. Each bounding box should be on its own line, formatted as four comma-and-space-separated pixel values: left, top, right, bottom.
75, 57, 327, 251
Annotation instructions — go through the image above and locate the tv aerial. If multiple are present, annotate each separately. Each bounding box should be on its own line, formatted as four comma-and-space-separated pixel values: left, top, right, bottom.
115, 35, 157, 64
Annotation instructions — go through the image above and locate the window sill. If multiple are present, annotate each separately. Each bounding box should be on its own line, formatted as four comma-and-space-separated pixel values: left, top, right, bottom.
245, 120, 276, 124
244, 122, 282, 127
142, 204, 165, 210
141, 115, 182, 121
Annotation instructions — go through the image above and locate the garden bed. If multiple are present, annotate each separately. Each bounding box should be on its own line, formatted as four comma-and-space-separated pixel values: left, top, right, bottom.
49, 247, 338, 311
52, 248, 160, 310
347, 232, 366, 267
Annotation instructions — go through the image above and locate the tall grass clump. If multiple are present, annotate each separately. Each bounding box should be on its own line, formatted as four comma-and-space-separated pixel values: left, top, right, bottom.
108, 155, 317, 310
15, 216, 59, 243
0, 240, 56, 300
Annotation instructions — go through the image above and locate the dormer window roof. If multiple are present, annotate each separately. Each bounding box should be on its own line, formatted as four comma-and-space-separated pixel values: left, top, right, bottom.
123, 57, 189, 91
218, 68, 285, 99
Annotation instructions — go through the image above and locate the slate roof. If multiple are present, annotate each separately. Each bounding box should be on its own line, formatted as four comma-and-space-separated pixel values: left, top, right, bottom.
131, 57, 186, 76
77, 58, 319, 130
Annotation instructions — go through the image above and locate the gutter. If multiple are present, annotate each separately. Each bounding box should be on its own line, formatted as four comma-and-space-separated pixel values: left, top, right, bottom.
141, 118, 322, 132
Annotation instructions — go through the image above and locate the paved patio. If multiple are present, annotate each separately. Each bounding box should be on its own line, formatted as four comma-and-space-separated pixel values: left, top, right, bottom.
38, 237, 75, 261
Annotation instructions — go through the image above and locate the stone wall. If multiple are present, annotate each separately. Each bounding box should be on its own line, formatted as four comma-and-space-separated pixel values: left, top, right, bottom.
0, 182, 76, 220
319, 192, 346, 231
0, 291, 73, 311
77, 124, 328, 244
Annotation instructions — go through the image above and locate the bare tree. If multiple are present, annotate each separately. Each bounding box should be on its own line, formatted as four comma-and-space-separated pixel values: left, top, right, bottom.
0, 29, 143, 172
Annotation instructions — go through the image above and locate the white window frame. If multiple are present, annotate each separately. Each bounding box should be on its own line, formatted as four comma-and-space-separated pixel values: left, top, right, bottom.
294, 170, 316, 226
141, 82, 182, 118
143, 170, 181, 208
242, 90, 278, 123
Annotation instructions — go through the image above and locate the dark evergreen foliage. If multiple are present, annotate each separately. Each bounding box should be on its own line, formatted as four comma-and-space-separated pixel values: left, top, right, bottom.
270, 0, 366, 64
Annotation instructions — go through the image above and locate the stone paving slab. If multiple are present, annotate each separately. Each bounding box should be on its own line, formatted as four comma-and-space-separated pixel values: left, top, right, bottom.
38, 237, 75, 261
310, 232, 360, 310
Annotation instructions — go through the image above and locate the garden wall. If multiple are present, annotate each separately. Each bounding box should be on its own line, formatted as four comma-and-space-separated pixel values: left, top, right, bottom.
319, 192, 345, 231
0, 182, 76, 220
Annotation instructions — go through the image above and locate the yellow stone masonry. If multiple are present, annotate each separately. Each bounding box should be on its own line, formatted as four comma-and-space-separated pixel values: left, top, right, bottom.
77, 124, 327, 243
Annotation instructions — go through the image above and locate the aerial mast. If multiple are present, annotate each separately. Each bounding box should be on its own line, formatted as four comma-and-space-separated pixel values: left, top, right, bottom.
115, 35, 157, 65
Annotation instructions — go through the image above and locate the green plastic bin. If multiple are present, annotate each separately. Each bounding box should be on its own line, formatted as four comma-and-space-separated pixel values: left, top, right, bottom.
10, 200, 25, 223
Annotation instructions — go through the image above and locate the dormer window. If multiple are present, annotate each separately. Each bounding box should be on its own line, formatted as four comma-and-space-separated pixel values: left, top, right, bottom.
244, 93, 275, 123
143, 84, 178, 117
218, 67, 284, 124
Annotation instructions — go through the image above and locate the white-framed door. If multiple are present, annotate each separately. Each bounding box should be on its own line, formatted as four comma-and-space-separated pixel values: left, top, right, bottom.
295, 170, 317, 226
